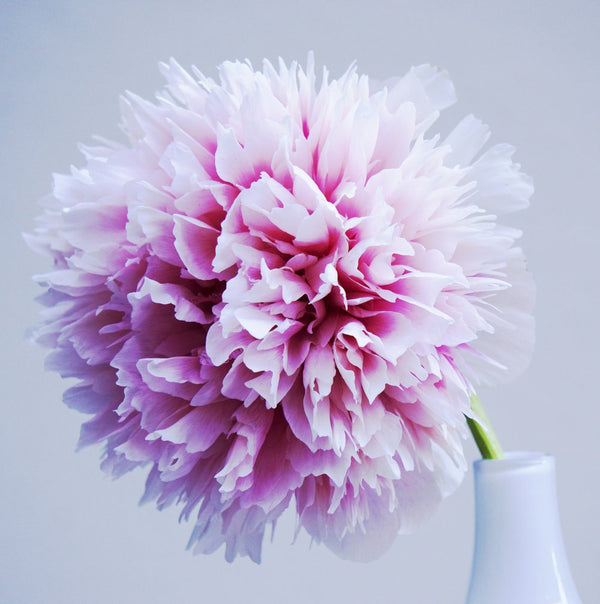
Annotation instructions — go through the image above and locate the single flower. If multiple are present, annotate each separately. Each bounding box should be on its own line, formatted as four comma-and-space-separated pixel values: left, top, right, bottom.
27, 55, 534, 562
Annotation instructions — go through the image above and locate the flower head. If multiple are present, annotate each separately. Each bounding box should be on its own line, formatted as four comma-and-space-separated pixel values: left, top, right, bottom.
28, 56, 534, 562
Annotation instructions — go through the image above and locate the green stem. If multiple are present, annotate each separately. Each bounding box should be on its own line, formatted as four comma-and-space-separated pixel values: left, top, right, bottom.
466, 394, 504, 460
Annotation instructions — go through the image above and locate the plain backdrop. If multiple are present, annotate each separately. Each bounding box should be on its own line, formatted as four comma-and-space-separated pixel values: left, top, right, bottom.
1, 1, 599, 602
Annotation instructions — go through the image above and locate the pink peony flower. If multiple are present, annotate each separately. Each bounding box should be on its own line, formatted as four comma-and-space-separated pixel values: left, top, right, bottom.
28, 56, 534, 562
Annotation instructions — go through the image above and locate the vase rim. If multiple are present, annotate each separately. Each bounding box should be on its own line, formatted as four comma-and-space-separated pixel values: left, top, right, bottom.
473, 450, 554, 473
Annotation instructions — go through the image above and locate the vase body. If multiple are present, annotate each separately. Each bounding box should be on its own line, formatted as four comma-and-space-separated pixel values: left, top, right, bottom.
465, 452, 582, 604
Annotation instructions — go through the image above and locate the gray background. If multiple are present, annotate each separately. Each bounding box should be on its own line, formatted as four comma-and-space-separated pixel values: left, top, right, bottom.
2, 1, 598, 602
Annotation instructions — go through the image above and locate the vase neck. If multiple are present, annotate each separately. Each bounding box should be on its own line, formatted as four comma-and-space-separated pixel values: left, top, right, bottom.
475, 454, 562, 549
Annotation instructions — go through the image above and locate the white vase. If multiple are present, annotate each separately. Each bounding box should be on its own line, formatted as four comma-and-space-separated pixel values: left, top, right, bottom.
465, 452, 582, 604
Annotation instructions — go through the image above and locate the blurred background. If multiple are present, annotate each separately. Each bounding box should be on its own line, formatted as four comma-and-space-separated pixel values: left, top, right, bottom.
1, 1, 598, 602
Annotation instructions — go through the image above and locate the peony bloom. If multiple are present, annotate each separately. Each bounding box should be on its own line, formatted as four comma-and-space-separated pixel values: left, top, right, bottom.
28, 56, 534, 562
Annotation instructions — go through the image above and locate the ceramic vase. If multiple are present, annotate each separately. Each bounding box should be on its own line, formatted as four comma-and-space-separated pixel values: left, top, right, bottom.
465, 452, 582, 603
